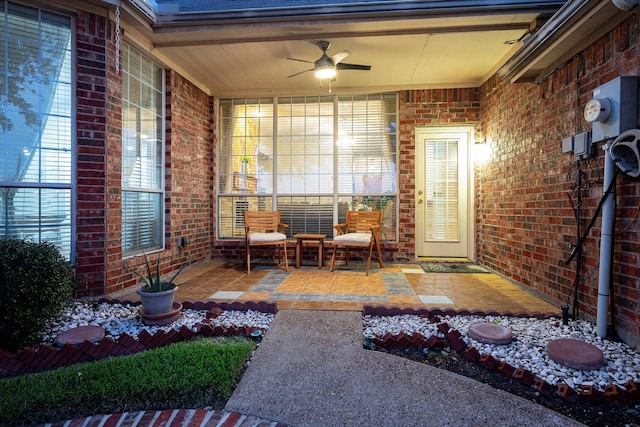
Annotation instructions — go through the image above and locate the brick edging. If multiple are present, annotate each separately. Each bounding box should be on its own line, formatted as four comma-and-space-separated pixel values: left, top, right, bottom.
362, 305, 640, 405
0, 300, 277, 377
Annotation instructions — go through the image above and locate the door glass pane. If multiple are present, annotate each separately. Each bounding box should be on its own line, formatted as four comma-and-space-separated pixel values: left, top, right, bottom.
425, 139, 459, 241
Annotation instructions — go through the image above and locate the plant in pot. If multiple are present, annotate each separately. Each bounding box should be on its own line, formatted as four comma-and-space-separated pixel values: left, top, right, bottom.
135, 252, 185, 317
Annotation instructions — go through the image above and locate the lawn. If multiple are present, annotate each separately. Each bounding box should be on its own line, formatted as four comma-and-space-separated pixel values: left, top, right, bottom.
0, 337, 254, 426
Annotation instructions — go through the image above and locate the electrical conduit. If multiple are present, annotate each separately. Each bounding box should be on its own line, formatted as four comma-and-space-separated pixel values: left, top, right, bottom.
597, 142, 616, 338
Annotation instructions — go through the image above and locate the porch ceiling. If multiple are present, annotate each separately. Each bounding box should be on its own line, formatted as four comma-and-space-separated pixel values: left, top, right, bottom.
115, 0, 566, 97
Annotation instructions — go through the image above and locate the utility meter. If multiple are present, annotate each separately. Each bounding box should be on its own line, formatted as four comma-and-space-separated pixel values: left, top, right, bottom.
587, 76, 638, 143
584, 98, 612, 123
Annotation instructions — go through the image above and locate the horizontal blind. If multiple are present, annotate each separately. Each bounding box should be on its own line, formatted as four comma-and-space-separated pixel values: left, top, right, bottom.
0, 3, 73, 259
121, 42, 164, 255
425, 139, 459, 241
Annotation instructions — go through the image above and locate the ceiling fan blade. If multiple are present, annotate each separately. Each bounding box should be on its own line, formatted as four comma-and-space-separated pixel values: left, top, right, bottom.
287, 68, 314, 78
331, 50, 350, 64
287, 57, 314, 64
336, 63, 371, 71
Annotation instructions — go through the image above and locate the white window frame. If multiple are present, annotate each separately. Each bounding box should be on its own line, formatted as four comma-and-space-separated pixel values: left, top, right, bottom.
121, 42, 165, 256
216, 94, 398, 241
0, 2, 75, 261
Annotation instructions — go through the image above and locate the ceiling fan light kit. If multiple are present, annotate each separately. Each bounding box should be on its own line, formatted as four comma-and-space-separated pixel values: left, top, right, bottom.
288, 40, 370, 82
315, 65, 336, 79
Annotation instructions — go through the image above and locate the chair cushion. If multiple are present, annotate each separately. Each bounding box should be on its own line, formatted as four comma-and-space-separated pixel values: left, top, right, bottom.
249, 232, 287, 242
334, 232, 371, 244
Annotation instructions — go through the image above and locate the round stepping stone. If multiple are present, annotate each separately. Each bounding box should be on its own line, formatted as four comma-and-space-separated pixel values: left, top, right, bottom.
547, 338, 604, 370
468, 321, 513, 345
55, 325, 105, 347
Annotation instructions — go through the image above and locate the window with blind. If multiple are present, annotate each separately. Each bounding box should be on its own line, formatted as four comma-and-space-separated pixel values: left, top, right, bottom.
121, 43, 164, 255
217, 94, 397, 240
425, 139, 459, 241
0, 3, 73, 260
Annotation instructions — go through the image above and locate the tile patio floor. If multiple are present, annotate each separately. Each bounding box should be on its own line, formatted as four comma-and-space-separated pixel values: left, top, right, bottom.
122, 261, 561, 315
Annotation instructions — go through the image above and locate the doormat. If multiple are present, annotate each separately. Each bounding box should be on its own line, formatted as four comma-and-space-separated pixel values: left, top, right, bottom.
421, 263, 490, 273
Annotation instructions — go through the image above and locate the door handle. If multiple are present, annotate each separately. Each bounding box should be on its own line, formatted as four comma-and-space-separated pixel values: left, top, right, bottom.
418, 190, 423, 195
418, 198, 423, 204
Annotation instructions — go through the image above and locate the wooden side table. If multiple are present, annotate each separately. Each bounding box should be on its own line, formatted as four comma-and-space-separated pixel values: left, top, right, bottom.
293, 233, 326, 268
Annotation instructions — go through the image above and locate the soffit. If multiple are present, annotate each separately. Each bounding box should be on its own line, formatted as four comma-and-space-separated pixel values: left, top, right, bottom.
109, 0, 566, 96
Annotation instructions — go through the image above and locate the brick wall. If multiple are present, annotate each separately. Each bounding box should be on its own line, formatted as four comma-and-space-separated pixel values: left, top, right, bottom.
70, 7, 640, 344
478, 16, 640, 344
396, 89, 482, 261
164, 72, 213, 265
75, 10, 109, 297
74, 10, 212, 297
210, 89, 481, 263
114, 70, 214, 295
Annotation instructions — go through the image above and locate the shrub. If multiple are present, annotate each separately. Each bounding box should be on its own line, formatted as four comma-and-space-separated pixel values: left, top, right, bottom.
0, 239, 77, 352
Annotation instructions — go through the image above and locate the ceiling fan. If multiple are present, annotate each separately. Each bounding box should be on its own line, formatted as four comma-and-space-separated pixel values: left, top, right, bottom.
287, 41, 372, 79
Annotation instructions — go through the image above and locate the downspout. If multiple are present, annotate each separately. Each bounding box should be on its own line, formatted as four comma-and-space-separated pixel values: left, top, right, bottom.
597, 142, 616, 338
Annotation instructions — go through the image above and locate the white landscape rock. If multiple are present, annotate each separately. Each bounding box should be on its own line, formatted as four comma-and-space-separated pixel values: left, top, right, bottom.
363, 313, 640, 392
40, 303, 640, 394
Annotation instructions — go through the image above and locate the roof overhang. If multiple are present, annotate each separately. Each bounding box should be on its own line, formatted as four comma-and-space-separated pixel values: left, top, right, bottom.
498, 0, 636, 83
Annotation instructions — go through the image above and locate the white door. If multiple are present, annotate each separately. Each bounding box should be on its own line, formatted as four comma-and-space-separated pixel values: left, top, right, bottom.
415, 127, 471, 258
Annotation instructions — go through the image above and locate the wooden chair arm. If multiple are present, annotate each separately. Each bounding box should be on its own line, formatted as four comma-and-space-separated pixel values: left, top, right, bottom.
333, 223, 347, 235
278, 223, 289, 233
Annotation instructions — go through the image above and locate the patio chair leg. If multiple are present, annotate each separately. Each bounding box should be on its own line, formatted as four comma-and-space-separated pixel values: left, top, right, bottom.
283, 242, 288, 271
330, 244, 338, 272
247, 247, 251, 274
376, 241, 384, 268
365, 244, 374, 275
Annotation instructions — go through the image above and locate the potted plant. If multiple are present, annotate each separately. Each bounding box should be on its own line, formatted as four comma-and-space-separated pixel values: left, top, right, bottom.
135, 252, 184, 316
240, 155, 250, 174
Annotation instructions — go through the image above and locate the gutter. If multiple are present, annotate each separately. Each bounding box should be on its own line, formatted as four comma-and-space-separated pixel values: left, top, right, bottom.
498, 0, 629, 83
127, 0, 564, 26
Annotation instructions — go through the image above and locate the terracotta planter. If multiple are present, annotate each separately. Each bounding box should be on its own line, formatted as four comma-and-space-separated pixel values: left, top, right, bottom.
136, 286, 178, 315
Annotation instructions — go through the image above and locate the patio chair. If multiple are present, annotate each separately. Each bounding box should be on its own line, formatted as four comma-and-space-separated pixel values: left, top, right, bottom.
244, 210, 289, 274
329, 210, 384, 275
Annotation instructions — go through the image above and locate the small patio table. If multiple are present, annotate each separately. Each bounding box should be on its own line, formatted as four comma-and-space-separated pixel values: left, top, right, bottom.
293, 233, 326, 269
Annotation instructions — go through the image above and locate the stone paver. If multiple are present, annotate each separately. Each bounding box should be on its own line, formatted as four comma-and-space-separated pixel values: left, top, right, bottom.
468, 321, 513, 344
54, 325, 104, 347
547, 338, 604, 370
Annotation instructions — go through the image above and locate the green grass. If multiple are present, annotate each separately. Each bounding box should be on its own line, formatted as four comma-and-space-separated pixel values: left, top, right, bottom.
0, 337, 255, 426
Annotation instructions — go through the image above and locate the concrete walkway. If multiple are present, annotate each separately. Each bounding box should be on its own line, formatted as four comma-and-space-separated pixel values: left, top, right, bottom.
225, 310, 584, 427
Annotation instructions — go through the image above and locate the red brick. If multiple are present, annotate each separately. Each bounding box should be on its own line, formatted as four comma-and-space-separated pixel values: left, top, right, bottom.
445, 329, 462, 342
221, 412, 244, 426
462, 346, 481, 362
533, 378, 556, 398
556, 383, 578, 403
514, 368, 535, 386
604, 383, 627, 403
622, 381, 640, 401
449, 337, 468, 353
151, 409, 175, 426
479, 353, 499, 370
437, 322, 450, 334
579, 385, 603, 403
496, 361, 516, 378
426, 335, 446, 349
